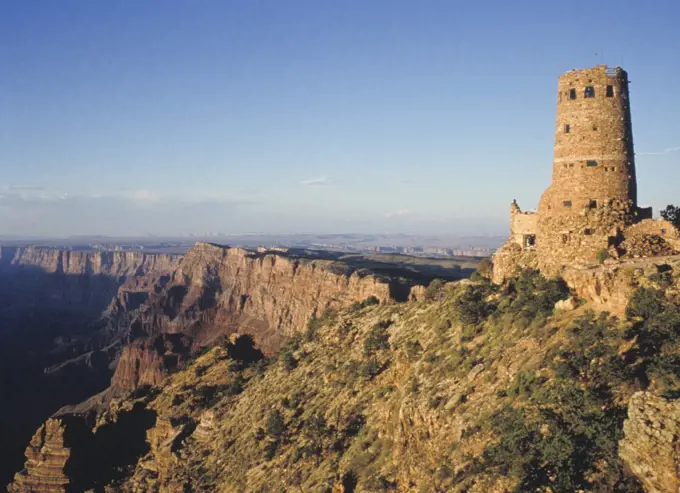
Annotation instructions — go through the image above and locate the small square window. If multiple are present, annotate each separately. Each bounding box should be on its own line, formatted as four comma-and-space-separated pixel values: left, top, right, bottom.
592, 125, 598, 131
584, 228, 592, 235
612, 166, 617, 171
584, 86, 595, 98
587, 160, 598, 167
589, 200, 597, 209
606, 85, 614, 97
565, 124, 570, 133
563, 200, 572, 207
569, 88, 576, 100
661, 229, 667, 235
562, 234, 569, 243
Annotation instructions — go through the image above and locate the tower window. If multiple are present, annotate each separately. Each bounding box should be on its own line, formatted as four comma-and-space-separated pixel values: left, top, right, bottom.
589, 200, 597, 209
569, 88, 576, 100
606, 85, 614, 97
587, 160, 598, 167
523, 234, 536, 248
661, 229, 667, 235
562, 234, 569, 243
563, 200, 572, 207
584, 86, 595, 98
584, 228, 592, 235
593, 125, 598, 131
565, 124, 570, 133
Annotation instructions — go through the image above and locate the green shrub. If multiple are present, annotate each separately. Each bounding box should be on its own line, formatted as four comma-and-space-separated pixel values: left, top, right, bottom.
453, 284, 494, 327
281, 351, 298, 371
497, 269, 570, 329
360, 358, 382, 379
363, 321, 392, 356
626, 287, 665, 321
350, 296, 381, 312
224, 375, 245, 396
265, 410, 286, 439
425, 278, 446, 301
306, 316, 323, 341
596, 249, 610, 264
404, 340, 422, 361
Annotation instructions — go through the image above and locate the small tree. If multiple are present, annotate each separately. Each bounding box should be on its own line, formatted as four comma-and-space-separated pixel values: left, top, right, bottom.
425, 279, 445, 301
281, 351, 298, 371
596, 249, 609, 264
660, 204, 680, 229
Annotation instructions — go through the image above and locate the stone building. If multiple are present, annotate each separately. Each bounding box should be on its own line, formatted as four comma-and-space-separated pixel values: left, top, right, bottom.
493, 65, 680, 282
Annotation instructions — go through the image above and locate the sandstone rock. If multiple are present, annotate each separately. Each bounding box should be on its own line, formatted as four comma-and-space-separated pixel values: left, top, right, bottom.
408, 284, 427, 302
8, 418, 89, 493
111, 334, 191, 391
554, 296, 578, 311
107, 243, 407, 390
194, 410, 216, 440
619, 391, 680, 493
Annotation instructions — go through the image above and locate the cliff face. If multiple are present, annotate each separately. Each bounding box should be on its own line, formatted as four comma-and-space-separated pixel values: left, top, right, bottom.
0, 246, 181, 327
7, 417, 94, 493
620, 392, 680, 493
110, 243, 401, 390
1, 246, 179, 276
0, 247, 181, 490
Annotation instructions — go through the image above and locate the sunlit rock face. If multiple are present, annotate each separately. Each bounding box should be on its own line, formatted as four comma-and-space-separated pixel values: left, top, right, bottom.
620, 392, 680, 493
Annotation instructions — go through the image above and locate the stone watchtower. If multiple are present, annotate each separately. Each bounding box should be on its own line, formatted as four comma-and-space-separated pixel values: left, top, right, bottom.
493, 65, 670, 281
535, 65, 647, 267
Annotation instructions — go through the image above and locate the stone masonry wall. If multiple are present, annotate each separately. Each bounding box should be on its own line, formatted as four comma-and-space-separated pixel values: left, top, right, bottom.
541, 65, 635, 215
509, 201, 538, 247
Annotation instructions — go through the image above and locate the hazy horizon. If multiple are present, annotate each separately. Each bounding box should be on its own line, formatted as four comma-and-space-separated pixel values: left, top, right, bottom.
2, 0, 679, 237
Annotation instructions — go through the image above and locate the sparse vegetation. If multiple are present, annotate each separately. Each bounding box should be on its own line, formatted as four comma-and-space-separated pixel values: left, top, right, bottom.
91, 266, 679, 492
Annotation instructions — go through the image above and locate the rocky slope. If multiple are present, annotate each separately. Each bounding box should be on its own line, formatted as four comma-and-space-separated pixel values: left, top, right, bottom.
10, 264, 680, 492
4, 243, 461, 489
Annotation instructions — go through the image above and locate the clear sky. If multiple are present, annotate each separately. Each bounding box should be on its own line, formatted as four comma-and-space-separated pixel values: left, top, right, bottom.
1, 0, 678, 237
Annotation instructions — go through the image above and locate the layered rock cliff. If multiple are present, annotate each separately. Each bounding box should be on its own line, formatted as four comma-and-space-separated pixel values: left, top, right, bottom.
109, 243, 406, 390
0, 246, 181, 490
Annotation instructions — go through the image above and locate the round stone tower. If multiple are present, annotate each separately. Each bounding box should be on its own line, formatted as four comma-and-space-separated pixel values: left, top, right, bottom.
536, 65, 639, 269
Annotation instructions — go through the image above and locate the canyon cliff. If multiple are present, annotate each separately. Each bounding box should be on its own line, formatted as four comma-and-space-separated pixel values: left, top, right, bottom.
107, 242, 409, 390
2, 243, 443, 489
0, 246, 180, 489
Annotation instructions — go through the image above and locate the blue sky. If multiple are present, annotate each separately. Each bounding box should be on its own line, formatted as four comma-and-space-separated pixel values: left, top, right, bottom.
1, 0, 678, 237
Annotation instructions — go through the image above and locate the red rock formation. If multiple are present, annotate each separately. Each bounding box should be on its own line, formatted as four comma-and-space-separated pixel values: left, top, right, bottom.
107, 243, 402, 390
130, 243, 398, 346
111, 335, 191, 391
